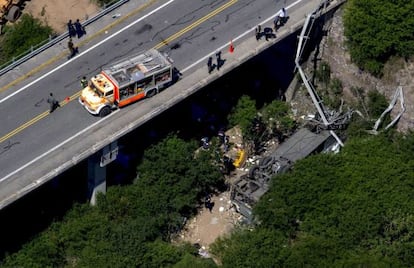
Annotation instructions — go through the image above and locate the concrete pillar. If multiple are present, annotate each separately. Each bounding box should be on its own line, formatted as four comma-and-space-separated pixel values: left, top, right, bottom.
87, 141, 118, 205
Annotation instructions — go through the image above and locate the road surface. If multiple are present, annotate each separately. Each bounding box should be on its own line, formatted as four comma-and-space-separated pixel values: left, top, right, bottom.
0, 0, 328, 209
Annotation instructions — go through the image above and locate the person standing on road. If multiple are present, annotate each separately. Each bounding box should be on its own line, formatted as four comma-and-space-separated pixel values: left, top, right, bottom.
68, 38, 78, 59
207, 57, 213, 74
80, 76, 88, 88
47, 93, 60, 113
74, 19, 85, 38
274, 7, 287, 31
255, 25, 262, 41
216, 51, 222, 70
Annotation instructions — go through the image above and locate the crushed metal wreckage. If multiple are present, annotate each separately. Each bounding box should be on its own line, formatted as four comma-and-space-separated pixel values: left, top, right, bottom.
230, 128, 337, 222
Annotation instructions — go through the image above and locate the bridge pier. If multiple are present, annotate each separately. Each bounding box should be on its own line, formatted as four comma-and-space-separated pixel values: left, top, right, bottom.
87, 141, 118, 205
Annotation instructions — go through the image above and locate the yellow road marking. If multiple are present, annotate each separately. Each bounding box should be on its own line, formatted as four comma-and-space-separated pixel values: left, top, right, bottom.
0, 0, 237, 144
0, 91, 81, 143
0, 0, 158, 94
153, 0, 237, 49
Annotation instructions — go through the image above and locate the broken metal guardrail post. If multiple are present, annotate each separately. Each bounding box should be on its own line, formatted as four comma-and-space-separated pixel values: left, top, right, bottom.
370, 86, 405, 134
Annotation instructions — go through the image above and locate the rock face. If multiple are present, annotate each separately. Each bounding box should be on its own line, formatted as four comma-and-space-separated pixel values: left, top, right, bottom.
316, 7, 414, 132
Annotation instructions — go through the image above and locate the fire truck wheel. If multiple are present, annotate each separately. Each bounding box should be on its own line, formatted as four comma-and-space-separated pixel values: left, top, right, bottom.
99, 106, 111, 117
146, 89, 157, 98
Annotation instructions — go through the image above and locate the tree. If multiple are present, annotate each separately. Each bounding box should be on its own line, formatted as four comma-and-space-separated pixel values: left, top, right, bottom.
261, 100, 296, 136
212, 132, 414, 266
0, 14, 54, 64
1, 135, 224, 266
343, 0, 414, 76
227, 95, 257, 135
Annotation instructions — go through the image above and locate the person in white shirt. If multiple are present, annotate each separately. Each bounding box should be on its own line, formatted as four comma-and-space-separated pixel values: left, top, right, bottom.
274, 7, 287, 30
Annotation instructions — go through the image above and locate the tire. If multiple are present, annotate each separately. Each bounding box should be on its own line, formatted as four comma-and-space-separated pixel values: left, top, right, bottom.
248, 165, 260, 180
146, 89, 157, 98
99, 106, 111, 117
5, 6, 21, 22
259, 156, 274, 168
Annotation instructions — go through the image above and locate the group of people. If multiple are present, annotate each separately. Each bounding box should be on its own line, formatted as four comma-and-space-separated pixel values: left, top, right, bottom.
207, 51, 224, 74
67, 19, 87, 59
68, 19, 86, 39
255, 7, 288, 41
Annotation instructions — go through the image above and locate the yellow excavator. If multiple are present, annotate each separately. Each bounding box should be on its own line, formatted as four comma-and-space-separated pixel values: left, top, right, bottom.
0, 0, 26, 33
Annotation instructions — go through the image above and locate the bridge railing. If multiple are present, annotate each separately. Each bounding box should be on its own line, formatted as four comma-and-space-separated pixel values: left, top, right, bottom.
0, 0, 129, 77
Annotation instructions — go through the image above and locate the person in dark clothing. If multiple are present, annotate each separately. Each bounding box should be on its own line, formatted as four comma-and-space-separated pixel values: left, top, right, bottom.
205, 194, 214, 213
68, 38, 78, 59
67, 20, 76, 38
207, 56, 213, 74
74, 19, 84, 38
216, 51, 222, 70
47, 93, 60, 113
255, 25, 262, 41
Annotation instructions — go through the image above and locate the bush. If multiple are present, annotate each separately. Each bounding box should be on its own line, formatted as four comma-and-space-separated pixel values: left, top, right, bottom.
343, 0, 414, 76
0, 14, 54, 64
227, 95, 257, 135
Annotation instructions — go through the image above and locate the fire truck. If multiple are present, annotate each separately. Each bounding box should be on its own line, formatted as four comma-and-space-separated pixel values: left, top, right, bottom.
79, 49, 174, 117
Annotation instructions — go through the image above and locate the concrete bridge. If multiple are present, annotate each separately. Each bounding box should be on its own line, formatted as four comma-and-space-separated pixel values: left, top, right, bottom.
0, 0, 344, 209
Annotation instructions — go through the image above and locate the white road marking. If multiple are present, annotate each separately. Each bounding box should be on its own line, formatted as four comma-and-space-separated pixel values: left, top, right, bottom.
0, 110, 119, 183
182, 0, 303, 73
1, 0, 305, 183
0, 0, 176, 104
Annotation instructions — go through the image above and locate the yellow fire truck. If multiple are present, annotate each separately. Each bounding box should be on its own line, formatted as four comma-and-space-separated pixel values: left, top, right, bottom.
79, 49, 174, 117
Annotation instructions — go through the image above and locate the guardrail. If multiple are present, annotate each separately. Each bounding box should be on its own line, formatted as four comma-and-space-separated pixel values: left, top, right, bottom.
0, 0, 129, 77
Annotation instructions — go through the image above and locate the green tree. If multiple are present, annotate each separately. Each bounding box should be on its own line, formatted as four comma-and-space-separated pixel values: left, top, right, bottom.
227, 95, 257, 135
213, 132, 414, 266
0, 14, 54, 64
261, 100, 296, 135
211, 228, 287, 268
1, 135, 224, 267
343, 0, 414, 76
367, 89, 388, 118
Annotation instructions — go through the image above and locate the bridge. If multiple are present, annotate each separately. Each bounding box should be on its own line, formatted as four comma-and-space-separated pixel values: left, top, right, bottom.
0, 0, 344, 209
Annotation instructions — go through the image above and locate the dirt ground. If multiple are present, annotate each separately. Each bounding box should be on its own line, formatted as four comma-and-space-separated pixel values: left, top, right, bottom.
23, 0, 100, 34
175, 127, 253, 257
175, 192, 241, 254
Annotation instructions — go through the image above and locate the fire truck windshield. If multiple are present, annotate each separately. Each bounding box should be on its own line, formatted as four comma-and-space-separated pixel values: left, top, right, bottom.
90, 82, 104, 97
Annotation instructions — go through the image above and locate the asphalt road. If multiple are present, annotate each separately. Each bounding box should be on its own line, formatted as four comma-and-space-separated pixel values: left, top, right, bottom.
0, 0, 323, 207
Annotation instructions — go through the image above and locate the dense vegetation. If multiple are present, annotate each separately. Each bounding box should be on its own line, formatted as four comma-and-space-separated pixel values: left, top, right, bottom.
343, 0, 414, 76
1, 135, 221, 267
0, 14, 54, 65
212, 131, 414, 266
